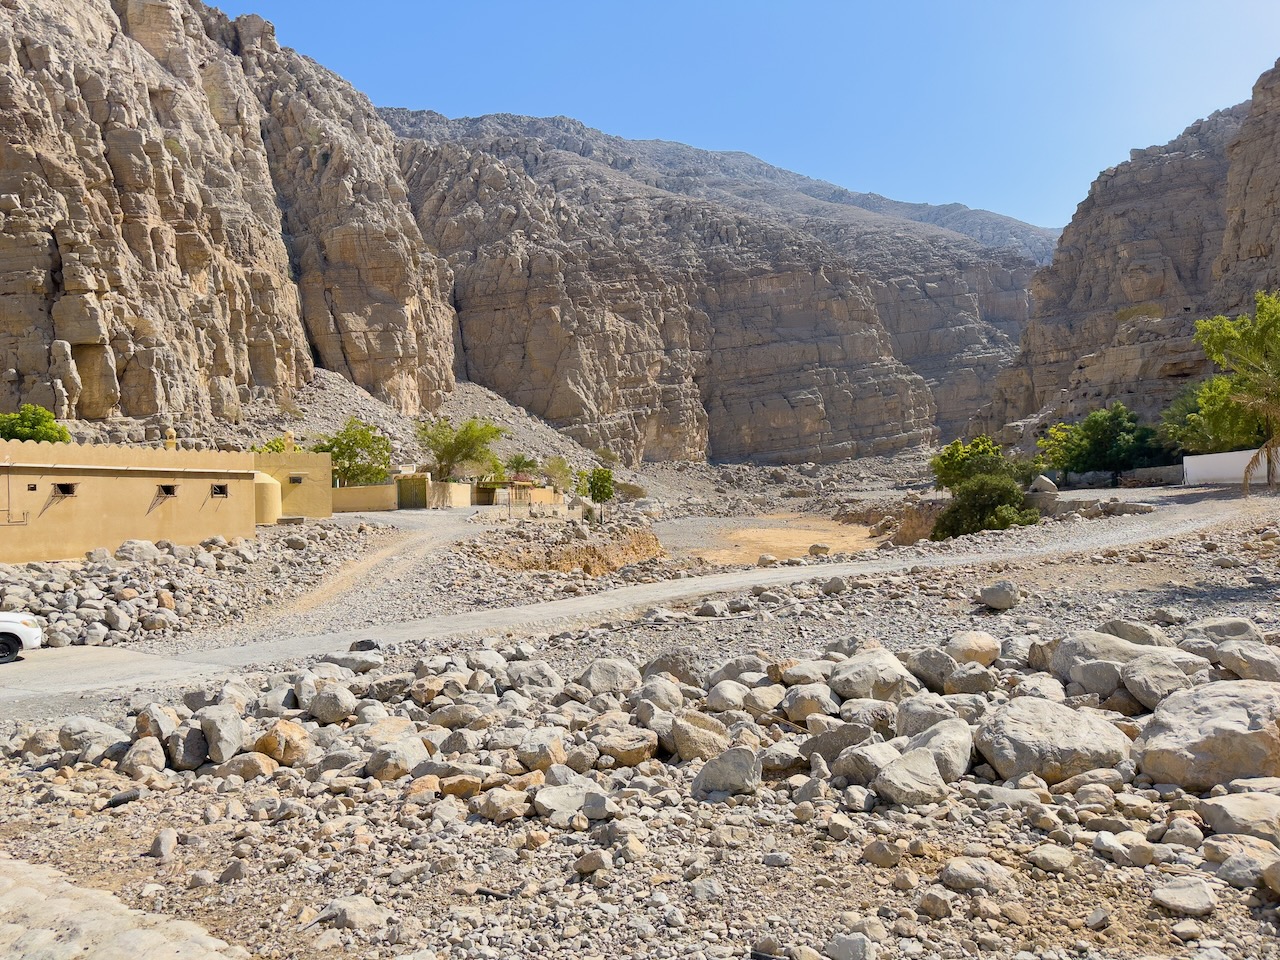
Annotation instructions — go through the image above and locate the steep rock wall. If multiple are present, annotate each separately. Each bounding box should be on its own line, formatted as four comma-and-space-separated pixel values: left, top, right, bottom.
0, 0, 455, 428
397, 137, 937, 464
974, 104, 1249, 438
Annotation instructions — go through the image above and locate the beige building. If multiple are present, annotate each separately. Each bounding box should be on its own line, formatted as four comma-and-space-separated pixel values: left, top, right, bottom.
253, 451, 333, 519
0, 439, 257, 563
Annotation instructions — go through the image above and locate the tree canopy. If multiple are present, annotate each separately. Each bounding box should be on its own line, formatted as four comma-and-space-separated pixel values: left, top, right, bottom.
417, 417, 506, 481
1038, 402, 1170, 478
312, 417, 392, 486
1158, 377, 1265, 455
0, 404, 70, 443
1194, 291, 1280, 490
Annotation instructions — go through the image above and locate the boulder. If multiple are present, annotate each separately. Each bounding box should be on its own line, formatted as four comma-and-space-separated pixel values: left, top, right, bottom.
119, 736, 166, 777
672, 712, 730, 762
978, 581, 1019, 610
871, 748, 948, 806
832, 741, 901, 786
309, 686, 357, 725
197, 706, 245, 765
1134, 681, 1280, 791
1185, 617, 1264, 645
58, 717, 130, 764
215, 752, 278, 780
1152, 877, 1216, 917
1097, 619, 1171, 647
366, 737, 430, 782
975, 698, 1130, 784
902, 648, 959, 694
578, 658, 642, 696
780, 683, 839, 723
907, 718, 973, 783
1050, 630, 1207, 682
254, 719, 313, 767
944, 631, 1001, 667
829, 650, 921, 703
1120, 654, 1192, 710
516, 730, 568, 772
1199, 793, 1280, 847
593, 727, 658, 767
706, 679, 750, 712
691, 747, 762, 799
1217, 640, 1280, 683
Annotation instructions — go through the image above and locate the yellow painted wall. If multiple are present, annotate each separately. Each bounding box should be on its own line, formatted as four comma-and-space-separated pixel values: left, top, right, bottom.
529, 487, 560, 505
332, 484, 398, 512
254, 452, 333, 518
427, 480, 473, 508
0, 439, 256, 563
254, 472, 283, 525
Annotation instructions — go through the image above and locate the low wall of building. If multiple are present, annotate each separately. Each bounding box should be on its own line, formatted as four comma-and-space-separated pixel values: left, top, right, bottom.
1183, 448, 1267, 485
428, 481, 473, 509
254, 452, 333, 518
0, 439, 256, 562
332, 484, 398, 513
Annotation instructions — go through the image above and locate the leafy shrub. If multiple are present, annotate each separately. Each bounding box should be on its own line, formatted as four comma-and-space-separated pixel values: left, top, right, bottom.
253, 435, 290, 454
0, 404, 70, 443
930, 436, 1041, 491
541, 455, 573, 492
932, 474, 1038, 540
593, 447, 620, 467
417, 417, 506, 481
312, 418, 392, 486
1039, 402, 1173, 478
615, 481, 647, 500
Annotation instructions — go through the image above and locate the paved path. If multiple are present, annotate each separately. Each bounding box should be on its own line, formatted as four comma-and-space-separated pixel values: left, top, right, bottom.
0, 855, 248, 959
0, 489, 1250, 720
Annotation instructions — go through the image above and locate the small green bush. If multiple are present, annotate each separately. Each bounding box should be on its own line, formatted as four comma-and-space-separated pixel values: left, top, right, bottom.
930, 436, 1041, 491
0, 404, 70, 443
932, 474, 1039, 540
616, 481, 647, 500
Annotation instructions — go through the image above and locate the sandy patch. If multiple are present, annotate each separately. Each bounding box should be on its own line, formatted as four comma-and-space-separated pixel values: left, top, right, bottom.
660, 513, 879, 564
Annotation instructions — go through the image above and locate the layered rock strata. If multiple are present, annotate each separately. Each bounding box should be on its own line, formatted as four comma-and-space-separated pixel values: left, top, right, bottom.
384, 109, 1054, 442
0, 0, 455, 425
397, 139, 936, 463
975, 96, 1262, 438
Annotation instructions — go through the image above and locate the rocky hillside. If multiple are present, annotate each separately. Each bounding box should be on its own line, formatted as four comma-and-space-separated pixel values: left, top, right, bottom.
0, 0, 455, 426
975, 60, 1280, 440
383, 109, 1054, 443
0, 0, 1053, 463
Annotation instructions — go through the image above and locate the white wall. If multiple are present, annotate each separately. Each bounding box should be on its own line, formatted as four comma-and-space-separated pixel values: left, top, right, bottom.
1182, 448, 1269, 485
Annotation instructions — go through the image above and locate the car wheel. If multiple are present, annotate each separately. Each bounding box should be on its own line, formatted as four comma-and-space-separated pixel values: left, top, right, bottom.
0, 636, 19, 664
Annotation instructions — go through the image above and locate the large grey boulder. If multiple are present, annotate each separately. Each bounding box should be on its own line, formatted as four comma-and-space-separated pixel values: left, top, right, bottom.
907, 717, 973, 783
829, 650, 921, 703
691, 747, 761, 799
366, 737, 430, 781
1134, 681, 1280, 791
975, 698, 1130, 784
1185, 617, 1265, 646
309, 686, 358, 725
1217, 640, 1280, 683
872, 748, 948, 806
1050, 630, 1207, 682
1097, 619, 1172, 647
1198, 793, 1280, 847
832, 742, 901, 786
1120, 654, 1192, 710
197, 705, 245, 765
58, 717, 130, 764
578, 658, 642, 696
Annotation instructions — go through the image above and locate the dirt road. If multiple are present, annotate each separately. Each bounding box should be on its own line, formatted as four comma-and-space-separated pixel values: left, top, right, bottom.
1, 487, 1267, 722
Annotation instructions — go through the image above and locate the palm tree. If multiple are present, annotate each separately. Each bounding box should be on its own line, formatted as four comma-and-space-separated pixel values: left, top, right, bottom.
1194, 291, 1280, 492
504, 453, 539, 478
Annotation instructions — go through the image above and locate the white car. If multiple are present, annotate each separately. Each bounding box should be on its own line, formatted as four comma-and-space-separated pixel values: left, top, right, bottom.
0, 612, 43, 663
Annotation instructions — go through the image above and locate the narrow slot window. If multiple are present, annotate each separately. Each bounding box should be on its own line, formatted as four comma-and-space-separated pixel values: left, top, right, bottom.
157, 484, 177, 498
210, 483, 229, 498
53, 482, 77, 497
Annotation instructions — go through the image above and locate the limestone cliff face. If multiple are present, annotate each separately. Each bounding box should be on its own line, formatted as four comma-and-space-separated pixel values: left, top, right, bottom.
975, 103, 1250, 438
384, 108, 1052, 444
0, 0, 314, 422
397, 138, 936, 463
0, 0, 454, 426
1215, 62, 1280, 311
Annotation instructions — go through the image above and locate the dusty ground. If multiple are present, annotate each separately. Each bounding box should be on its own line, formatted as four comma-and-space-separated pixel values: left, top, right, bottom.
656, 513, 879, 564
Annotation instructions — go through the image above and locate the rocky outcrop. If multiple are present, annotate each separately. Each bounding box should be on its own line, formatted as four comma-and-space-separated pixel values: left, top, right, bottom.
974, 104, 1249, 439
385, 109, 1053, 448
0, 0, 454, 427
397, 138, 936, 463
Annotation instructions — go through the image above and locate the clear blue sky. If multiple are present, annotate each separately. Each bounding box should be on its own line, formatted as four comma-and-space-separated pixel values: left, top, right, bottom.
213, 0, 1280, 229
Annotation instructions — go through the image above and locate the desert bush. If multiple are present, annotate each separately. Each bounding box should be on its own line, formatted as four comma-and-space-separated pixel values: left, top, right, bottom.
930, 436, 1040, 491
931, 474, 1038, 540
615, 481, 647, 500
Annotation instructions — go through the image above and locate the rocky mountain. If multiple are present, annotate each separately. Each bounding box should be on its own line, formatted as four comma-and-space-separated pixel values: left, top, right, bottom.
0, 0, 455, 427
974, 63, 1280, 441
383, 109, 1054, 443
0, 0, 1053, 463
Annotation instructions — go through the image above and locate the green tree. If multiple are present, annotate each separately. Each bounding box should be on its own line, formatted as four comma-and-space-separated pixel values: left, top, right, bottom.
1194, 291, 1280, 490
0, 404, 70, 443
504, 453, 539, 476
312, 418, 392, 486
417, 417, 506, 481
253, 435, 290, 454
1041, 402, 1171, 480
542, 455, 573, 492
930, 436, 1040, 491
1158, 377, 1265, 455
932, 474, 1039, 540
586, 467, 615, 518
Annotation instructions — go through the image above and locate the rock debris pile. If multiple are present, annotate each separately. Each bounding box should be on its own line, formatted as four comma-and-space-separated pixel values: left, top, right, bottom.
0, 522, 388, 649
6, 593, 1280, 958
